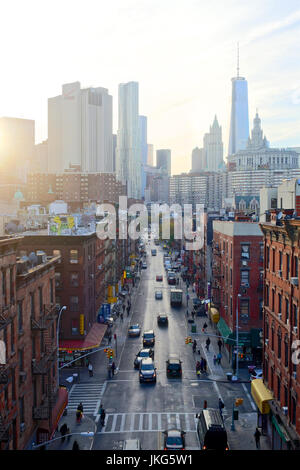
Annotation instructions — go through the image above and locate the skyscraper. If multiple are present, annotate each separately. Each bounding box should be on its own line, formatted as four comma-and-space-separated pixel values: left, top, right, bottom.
139, 116, 148, 198
191, 147, 206, 173
204, 116, 224, 171
48, 82, 113, 174
147, 144, 154, 166
156, 149, 171, 176
116, 81, 141, 199
228, 46, 249, 155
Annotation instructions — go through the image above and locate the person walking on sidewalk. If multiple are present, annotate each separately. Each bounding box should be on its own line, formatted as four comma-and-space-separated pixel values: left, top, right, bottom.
217, 352, 222, 365
72, 440, 80, 451
120, 312, 123, 321
205, 337, 211, 352
192, 339, 197, 353
88, 362, 93, 377
202, 322, 208, 333
218, 398, 225, 417
217, 339, 223, 353
60, 423, 68, 442
254, 427, 261, 449
126, 305, 130, 316
213, 355, 217, 366
203, 357, 207, 373
111, 361, 116, 376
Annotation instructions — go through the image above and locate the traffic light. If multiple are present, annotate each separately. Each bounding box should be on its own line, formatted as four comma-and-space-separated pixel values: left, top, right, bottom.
109, 349, 114, 359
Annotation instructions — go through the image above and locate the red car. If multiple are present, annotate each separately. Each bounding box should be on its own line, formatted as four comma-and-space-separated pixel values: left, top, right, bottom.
156, 275, 163, 281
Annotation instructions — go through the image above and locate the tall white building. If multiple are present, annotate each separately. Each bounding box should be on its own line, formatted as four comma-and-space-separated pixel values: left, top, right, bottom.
48, 82, 113, 174
203, 116, 224, 171
147, 144, 154, 166
116, 81, 141, 199
191, 147, 206, 173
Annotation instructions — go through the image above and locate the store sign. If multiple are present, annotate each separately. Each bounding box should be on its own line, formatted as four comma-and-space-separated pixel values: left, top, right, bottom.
79, 314, 84, 335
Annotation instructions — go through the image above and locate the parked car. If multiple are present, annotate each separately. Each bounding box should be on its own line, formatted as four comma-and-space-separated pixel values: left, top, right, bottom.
166, 354, 182, 378
250, 368, 263, 381
142, 262, 147, 269
157, 314, 168, 326
156, 275, 163, 282
128, 324, 141, 337
162, 429, 186, 450
134, 348, 154, 369
139, 358, 157, 383
155, 290, 163, 300
143, 330, 155, 347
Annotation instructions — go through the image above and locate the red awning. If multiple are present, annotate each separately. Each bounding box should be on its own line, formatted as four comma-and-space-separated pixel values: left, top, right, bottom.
59, 323, 108, 351
50, 386, 68, 438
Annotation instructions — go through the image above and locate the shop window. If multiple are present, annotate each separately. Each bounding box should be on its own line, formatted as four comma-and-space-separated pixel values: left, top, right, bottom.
70, 249, 79, 264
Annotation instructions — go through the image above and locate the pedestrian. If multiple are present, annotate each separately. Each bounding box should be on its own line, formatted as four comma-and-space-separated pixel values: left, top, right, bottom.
203, 322, 208, 331
192, 339, 197, 353
77, 402, 83, 413
186, 309, 189, 317
217, 339, 223, 353
213, 355, 217, 366
88, 362, 93, 377
127, 306, 130, 316
205, 337, 211, 351
72, 440, 80, 451
122, 303, 125, 313
191, 310, 195, 320
203, 400, 208, 409
203, 357, 207, 373
76, 408, 82, 424
120, 312, 123, 321
60, 423, 68, 442
218, 398, 225, 416
254, 427, 261, 449
107, 364, 112, 379
111, 361, 116, 376
217, 352, 222, 365
108, 331, 112, 343
200, 357, 204, 373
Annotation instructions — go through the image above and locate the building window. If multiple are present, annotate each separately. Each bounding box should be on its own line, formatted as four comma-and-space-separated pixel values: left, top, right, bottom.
70, 296, 79, 312
70, 249, 79, 264
32, 337, 36, 359
17, 301, 23, 333
53, 249, 61, 263
259, 299, 263, 320
272, 290, 275, 311
19, 349, 24, 371
55, 272, 62, 289
230, 268, 232, 286
241, 245, 250, 259
277, 329, 281, 359
278, 293, 282, 314
271, 323, 274, 350
284, 386, 288, 407
240, 299, 249, 322
260, 244, 264, 261
265, 285, 269, 306
19, 397, 24, 425
39, 286, 43, 313
286, 298, 289, 323
277, 375, 281, 402
284, 335, 289, 367
293, 305, 298, 328
30, 292, 35, 318
266, 247, 270, 269
272, 249, 275, 272
70, 273, 79, 287
10, 267, 14, 302
294, 256, 298, 278
71, 319, 79, 335
11, 321, 15, 354
230, 297, 233, 316
241, 270, 249, 286
271, 366, 274, 390
279, 251, 282, 270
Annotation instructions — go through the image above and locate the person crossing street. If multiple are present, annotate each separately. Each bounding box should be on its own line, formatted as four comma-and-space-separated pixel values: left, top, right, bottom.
205, 337, 211, 351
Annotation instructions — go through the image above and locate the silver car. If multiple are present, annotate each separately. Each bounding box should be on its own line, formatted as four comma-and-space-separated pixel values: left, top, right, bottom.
155, 290, 163, 300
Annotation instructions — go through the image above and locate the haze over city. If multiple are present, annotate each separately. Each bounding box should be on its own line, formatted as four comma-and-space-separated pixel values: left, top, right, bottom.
1, 0, 300, 174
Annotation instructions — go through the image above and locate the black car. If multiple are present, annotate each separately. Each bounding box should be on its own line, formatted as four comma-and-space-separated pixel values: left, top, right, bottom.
139, 358, 157, 383
157, 314, 168, 326
166, 355, 182, 377
163, 429, 186, 450
143, 330, 155, 347
134, 348, 154, 369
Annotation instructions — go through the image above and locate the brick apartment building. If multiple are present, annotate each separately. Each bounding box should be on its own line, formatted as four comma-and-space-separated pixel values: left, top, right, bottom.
26, 172, 126, 209
211, 216, 264, 368
259, 211, 300, 449
0, 236, 67, 449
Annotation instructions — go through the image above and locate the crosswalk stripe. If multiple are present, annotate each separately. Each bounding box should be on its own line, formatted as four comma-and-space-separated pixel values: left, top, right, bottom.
67, 382, 106, 415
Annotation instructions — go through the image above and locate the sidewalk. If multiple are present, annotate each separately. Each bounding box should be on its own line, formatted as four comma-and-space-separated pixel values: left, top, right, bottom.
225, 412, 271, 450
46, 411, 97, 451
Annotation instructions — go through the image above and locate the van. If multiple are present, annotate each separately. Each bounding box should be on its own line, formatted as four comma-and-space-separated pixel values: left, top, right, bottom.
196, 408, 229, 450
122, 439, 142, 450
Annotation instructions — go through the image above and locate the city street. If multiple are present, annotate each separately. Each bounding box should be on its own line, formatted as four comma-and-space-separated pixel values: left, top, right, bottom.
77, 240, 261, 451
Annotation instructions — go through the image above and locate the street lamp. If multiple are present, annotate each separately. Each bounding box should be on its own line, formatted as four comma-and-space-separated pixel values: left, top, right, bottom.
32, 431, 95, 449
235, 294, 241, 380
57, 306, 67, 385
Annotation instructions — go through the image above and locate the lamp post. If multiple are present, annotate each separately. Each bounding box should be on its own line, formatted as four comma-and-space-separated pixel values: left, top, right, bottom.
57, 306, 67, 385
32, 431, 95, 449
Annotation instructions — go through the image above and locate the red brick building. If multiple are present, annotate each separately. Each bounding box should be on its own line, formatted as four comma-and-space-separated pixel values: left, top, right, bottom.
260, 213, 300, 449
18, 234, 107, 367
0, 236, 67, 449
212, 217, 264, 367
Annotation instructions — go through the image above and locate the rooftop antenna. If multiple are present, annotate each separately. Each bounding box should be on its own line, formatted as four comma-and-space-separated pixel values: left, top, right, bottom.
237, 42, 240, 78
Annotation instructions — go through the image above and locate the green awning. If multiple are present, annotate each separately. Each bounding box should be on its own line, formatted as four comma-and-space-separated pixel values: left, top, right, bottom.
217, 318, 232, 343
228, 331, 251, 347
251, 328, 262, 348
272, 416, 290, 443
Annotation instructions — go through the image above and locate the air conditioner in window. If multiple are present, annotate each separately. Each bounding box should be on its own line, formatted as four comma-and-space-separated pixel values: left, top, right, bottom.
241, 282, 249, 288
293, 326, 298, 333
291, 277, 299, 287
282, 406, 288, 416
242, 261, 248, 266
278, 313, 282, 319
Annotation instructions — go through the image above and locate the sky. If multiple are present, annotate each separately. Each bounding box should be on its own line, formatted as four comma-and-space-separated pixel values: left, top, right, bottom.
0, 0, 300, 175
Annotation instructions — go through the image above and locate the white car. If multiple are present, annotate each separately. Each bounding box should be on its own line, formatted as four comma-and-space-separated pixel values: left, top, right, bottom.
155, 290, 163, 300
250, 369, 263, 381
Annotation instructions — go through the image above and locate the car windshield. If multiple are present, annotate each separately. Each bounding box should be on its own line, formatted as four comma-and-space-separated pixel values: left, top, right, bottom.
141, 364, 154, 371
130, 325, 139, 330
144, 334, 154, 338
166, 436, 183, 446
168, 363, 180, 369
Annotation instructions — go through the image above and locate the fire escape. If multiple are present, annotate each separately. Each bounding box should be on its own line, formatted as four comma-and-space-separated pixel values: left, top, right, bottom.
31, 304, 58, 424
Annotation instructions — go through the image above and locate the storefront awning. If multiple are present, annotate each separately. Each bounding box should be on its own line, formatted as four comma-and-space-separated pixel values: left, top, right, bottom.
210, 307, 220, 324
38, 386, 68, 443
217, 318, 232, 343
59, 323, 107, 351
251, 379, 273, 414
228, 331, 251, 347
272, 416, 290, 443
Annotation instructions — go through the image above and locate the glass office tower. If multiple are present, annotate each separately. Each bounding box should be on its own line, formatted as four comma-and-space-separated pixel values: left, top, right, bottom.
228, 76, 249, 156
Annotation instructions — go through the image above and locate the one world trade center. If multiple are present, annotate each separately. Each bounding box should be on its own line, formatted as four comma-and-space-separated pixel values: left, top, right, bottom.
228, 46, 249, 155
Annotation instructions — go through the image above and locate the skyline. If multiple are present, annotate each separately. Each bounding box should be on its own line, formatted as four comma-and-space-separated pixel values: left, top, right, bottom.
1, 1, 300, 175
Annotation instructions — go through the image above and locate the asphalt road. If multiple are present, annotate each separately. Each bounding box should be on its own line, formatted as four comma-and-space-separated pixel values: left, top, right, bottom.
91, 240, 256, 450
